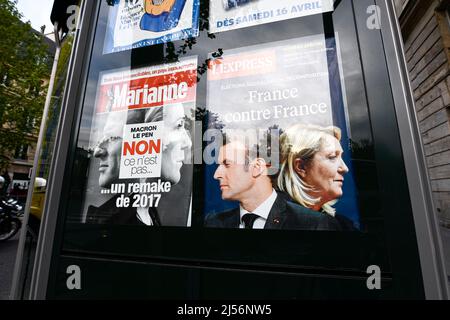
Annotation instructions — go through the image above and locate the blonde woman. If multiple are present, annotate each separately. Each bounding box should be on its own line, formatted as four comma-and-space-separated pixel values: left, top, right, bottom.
278, 124, 355, 230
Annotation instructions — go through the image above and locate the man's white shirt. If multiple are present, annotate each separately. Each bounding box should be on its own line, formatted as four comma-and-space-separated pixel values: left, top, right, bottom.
239, 189, 277, 229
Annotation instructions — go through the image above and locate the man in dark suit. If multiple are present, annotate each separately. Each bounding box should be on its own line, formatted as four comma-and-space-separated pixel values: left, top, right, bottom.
205, 140, 342, 230
85, 109, 162, 226
86, 193, 161, 225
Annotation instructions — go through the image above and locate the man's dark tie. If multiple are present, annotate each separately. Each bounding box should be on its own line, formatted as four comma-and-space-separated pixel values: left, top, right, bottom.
242, 213, 259, 229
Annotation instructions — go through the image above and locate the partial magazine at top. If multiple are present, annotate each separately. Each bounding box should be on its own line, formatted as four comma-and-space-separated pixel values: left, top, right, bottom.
209, 0, 334, 33
81, 57, 197, 227
103, 0, 200, 54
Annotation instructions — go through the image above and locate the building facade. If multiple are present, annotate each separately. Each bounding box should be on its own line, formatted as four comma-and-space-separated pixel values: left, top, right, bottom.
395, 0, 450, 226
3, 27, 56, 203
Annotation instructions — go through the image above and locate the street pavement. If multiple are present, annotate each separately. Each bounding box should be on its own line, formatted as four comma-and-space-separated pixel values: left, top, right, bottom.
0, 233, 19, 300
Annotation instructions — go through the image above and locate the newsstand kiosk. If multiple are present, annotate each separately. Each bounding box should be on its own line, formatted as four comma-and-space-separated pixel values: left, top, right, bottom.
11, 0, 450, 299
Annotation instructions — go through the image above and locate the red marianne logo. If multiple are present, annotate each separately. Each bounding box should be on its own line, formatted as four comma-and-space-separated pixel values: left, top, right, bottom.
112, 82, 188, 110
96, 70, 196, 113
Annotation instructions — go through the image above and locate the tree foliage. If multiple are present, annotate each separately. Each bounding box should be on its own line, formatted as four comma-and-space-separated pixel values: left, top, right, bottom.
0, 0, 52, 170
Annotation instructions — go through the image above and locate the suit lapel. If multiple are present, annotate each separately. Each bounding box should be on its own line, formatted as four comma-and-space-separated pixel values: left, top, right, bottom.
265, 194, 286, 229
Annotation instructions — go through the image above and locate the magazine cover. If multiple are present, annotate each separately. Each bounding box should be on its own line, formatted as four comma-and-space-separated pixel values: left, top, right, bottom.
204, 34, 360, 231
103, 0, 200, 54
209, 0, 334, 33
82, 57, 197, 227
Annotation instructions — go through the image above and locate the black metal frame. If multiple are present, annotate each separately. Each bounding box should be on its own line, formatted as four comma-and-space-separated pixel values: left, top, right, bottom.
27, 0, 449, 299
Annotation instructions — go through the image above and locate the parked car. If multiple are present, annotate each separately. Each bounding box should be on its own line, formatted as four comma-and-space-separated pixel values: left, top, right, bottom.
29, 177, 47, 236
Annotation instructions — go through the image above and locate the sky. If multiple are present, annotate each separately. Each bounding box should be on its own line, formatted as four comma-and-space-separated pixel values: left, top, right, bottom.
16, 0, 54, 35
